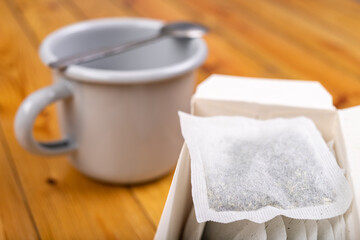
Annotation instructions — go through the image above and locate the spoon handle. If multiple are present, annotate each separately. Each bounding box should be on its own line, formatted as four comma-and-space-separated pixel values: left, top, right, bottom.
49, 34, 161, 70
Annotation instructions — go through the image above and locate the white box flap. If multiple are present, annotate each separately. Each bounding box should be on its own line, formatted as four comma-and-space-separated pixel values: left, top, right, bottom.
338, 106, 360, 239
155, 145, 193, 240
194, 74, 334, 110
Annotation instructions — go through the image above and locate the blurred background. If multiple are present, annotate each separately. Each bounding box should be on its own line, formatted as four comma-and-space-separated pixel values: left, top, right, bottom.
1, 0, 360, 239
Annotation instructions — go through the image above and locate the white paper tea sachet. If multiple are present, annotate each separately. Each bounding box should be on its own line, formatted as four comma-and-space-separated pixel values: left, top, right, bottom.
282, 217, 306, 240
232, 221, 266, 240
329, 216, 342, 240
182, 207, 206, 240
339, 215, 346, 240
202, 221, 242, 240
264, 216, 286, 240
202, 220, 266, 240
304, 220, 318, 240
179, 112, 352, 224
317, 219, 335, 240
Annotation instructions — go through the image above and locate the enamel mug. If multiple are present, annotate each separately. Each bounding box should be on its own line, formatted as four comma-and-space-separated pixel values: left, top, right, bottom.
14, 18, 207, 184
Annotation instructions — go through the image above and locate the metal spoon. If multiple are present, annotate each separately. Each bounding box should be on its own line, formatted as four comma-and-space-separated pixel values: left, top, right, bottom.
49, 21, 209, 70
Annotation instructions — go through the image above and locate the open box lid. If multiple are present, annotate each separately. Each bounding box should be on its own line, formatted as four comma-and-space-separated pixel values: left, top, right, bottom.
155, 75, 359, 239
194, 74, 335, 110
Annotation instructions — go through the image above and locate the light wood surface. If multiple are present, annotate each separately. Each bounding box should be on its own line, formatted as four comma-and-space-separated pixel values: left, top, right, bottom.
1, 0, 360, 239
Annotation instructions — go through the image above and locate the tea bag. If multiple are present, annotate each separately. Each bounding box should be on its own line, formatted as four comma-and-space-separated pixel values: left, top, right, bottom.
339, 215, 346, 240
232, 221, 266, 240
329, 217, 342, 240
304, 220, 318, 240
179, 112, 352, 223
282, 217, 306, 240
264, 216, 286, 240
182, 207, 206, 240
202, 220, 266, 240
317, 219, 334, 240
202, 221, 243, 240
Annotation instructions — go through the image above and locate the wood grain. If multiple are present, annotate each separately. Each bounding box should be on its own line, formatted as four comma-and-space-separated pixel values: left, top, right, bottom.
272, 0, 360, 42
231, 0, 360, 78
1, 0, 360, 238
177, 0, 360, 102
0, 126, 38, 239
0, 219, 4, 240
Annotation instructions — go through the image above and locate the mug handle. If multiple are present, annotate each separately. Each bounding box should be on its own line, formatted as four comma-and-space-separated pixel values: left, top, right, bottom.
14, 81, 76, 155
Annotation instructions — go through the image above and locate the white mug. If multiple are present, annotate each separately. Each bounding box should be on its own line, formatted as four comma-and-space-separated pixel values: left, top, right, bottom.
14, 18, 207, 184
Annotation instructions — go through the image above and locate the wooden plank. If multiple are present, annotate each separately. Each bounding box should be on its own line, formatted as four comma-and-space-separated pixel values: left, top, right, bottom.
0, 0, 155, 238
129, 173, 175, 226
7, 0, 76, 42
271, 0, 360, 42
0, 126, 38, 239
69, 0, 131, 18
230, 0, 360, 79
320, 0, 360, 15
0, 219, 4, 240
169, 0, 360, 106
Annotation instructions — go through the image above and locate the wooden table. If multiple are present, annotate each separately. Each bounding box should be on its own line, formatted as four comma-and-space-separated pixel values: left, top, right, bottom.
1, 0, 360, 239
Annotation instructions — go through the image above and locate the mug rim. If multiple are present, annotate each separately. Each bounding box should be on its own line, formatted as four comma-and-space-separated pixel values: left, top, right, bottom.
39, 17, 208, 84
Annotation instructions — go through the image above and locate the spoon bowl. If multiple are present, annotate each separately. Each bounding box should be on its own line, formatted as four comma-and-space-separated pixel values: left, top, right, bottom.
160, 22, 209, 38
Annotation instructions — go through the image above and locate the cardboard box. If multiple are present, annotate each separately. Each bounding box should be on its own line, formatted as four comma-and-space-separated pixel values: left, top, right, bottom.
155, 75, 360, 240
